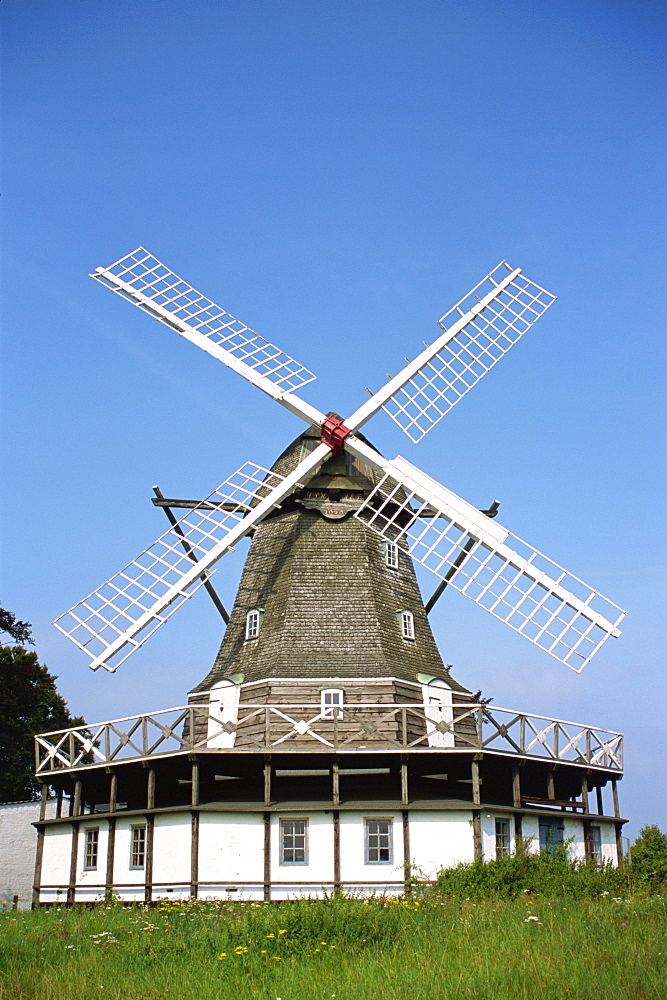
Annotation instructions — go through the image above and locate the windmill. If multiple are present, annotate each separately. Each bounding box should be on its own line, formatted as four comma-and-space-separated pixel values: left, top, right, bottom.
54, 250, 624, 676
33, 250, 628, 905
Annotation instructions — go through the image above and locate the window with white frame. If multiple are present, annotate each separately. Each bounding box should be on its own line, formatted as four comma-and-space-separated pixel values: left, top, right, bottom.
384, 540, 399, 570
245, 608, 263, 640
365, 818, 393, 863
130, 825, 146, 869
590, 825, 602, 865
495, 818, 511, 859
280, 818, 308, 864
321, 688, 344, 719
84, 827, 99, 870
399, 610, 415, 640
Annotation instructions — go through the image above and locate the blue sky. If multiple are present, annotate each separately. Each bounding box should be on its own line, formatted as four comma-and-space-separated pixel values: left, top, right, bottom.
2, 0, 665, 838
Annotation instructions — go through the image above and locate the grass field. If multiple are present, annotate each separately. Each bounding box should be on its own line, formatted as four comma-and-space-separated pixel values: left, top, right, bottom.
0, 893, 665, 1000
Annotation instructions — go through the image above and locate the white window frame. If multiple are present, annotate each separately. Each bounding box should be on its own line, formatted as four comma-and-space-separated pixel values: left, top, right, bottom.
365, 817, 393, 864
130, 824, 146, 869
245, 608, 263, 640
83, 827, 99, 870
321, 688, 344, 719
590, 825, 602, 865
495, 817, 511, 859
400, 610, 415, 640
280, 818, 308, 865
384, 540, 399, 570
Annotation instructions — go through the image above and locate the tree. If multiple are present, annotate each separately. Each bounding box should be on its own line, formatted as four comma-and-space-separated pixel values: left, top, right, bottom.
630, 825, 667, 888
0, 605, 34, 645
0, 644, 86, 801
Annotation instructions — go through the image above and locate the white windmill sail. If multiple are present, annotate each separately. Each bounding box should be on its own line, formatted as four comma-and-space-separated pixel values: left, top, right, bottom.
349, 444, 626, 672
346, 263, 556, 442
55, 445, 331, 672
91, 248, 325, 427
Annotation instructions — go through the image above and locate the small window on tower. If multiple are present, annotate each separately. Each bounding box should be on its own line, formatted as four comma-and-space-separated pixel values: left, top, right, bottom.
84, 828, 99, 870
384, 541, 399, 570
245, 608, 263, 640
321, 688, 344, 719
399, 610, 415, 640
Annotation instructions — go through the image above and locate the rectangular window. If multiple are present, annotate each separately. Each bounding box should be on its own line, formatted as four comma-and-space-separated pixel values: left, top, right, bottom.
321, 688, 343, 719
245, 609, 262, 640
130, 825, 146, 869
590, 825, 602, 865
365, 818, 393, 863
84, 828, 99, 870
539, 818, 564, 855
495, 818, 511, 859
401, 611, 415, 640
280, 819, 308, 864
384, 541, 399, 570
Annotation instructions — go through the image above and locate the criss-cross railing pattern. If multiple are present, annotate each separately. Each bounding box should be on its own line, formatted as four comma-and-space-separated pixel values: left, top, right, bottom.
35, 702, 623, 775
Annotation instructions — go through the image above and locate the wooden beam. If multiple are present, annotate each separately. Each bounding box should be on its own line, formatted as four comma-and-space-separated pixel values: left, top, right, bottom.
611, 779, 621, 819
144, 768, 155, 904
332, 762, 340, 807
596, 784, 604, 816
333, 811, 340, 890
38, 784, 48, 822
152, 486, 229, 623
264, 759, 272, 808
32, 824, 45, 909
72, 780, 82, 818
263, 812, 271, 902
547, 770, 556, 801
401, 760, 409, 807
580, 774, 590, 814
615, 822, 624, 866
67, 821, 79, 905
471, 757, 482, 861
105, 818, 116, 897
425, 537, 476, 614
402, 810, 411, 892
190, 760, 200, 899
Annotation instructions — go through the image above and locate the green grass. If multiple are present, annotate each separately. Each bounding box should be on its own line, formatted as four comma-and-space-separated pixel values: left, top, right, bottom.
0, 893, 665, 1000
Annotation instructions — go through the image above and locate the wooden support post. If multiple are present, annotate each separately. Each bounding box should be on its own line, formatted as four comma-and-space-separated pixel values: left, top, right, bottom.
263, 812, 271, 902
144, 768, 155, 904
611, 779, 623, 866
512, 766, 523, 847
32, 823, 45, 908
333, 810, 341, 891
472, 757, 482, 860
596, 784, 604, 816
580, 774, 590, 813
38, 784, 48, 822
56, 789, 63, 819
401, 760, 409, 807
72, 780, 82, 818
106, 818, 116, 897
547, 770, 556, 801
109, 772, 117, 814
332, 762, 340, 807
264, 758, 272, 808
190, 761, 199, 899
67, 821, 79, 905
402, 810, 411, 893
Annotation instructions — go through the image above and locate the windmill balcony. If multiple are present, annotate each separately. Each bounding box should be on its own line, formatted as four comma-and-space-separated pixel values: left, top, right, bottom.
35, 700, 623, 776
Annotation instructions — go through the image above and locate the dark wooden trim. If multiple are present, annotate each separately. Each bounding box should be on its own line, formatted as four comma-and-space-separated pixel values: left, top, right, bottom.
580, 775, 590, 814
514, 811, 523, 844
144, 817, 154, 904
596, 784, 604, 816
32, 824, 45, 908
472, 811, 482, 860
401, 761, 409, 807
190, 811, 199, 898
191, 762, 200, 808
547, 770, 556, 801
38, 785, 48, 822
332, 762, 340, 807
615, 822, 624, 866
582, 819, 592, 863
56, 789, 63, 819
333, 810, 340, 889
611, 779, 621, 818
471, 759, 481, 806
146, 768, 156, 811
72, 780, 82, 818
105, 818, 116, 895
512, 767, 521, 809
109, 772, 118, 814
67, 821, 80, 905
264, 758, 272, 808
263, 812, 271, 902
402, 809, 411, 890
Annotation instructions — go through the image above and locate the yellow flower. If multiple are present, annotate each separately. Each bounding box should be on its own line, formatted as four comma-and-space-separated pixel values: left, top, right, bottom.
313, 948, 320, 953
278, 929, 288, 934
329, 945, 336, 949
261, 949, 267, 953
218, 953, 227, 960
271, 956, 282, 961
266, 933, 275, 938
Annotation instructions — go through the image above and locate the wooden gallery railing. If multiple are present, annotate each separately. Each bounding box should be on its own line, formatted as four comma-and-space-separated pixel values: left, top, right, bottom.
35, 702, 623, 776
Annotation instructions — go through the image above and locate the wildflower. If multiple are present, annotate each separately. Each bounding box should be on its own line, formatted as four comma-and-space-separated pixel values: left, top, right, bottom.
524, 916, 541, 923
271, 956, 281, 961
278, 929, 288, 934
266, 932, 275, 938
218, 953, 227, 960
261, 949, 268, 953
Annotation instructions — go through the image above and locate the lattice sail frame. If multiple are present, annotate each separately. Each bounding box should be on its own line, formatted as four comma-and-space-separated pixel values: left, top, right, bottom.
92, 247, 317, 394
354, 456, 625, 672
379, 263, 556, 443
54, 464, 286, 673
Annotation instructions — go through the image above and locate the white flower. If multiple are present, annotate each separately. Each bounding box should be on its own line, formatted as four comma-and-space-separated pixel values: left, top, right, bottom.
524, 916, 541, 923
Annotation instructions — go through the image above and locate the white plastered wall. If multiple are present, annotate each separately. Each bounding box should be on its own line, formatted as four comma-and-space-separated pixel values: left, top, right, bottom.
198, 812, 264, 900
38, 824, 72, 904
112, 818, 149, 901
339, 810, 404, 890
0, 800, 56, 908
74, 821, 109, 903
152, 814, 191, 898
408, 811, 474, 876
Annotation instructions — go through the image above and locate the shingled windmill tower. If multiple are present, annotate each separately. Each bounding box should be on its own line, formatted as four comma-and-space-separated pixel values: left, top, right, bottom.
33, 251, 627, 904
